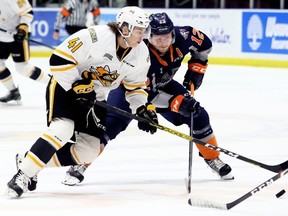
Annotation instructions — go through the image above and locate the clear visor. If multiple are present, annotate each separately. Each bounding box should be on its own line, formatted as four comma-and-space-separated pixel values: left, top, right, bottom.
130, 26, 151, 38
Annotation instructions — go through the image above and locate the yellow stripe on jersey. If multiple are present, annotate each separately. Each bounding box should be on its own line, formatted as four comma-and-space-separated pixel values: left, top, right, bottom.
26, 152, 45, 168
48, 77, 57, 123
125, 89, 148, 97
42, 133, 62, 150
52, 154, 61, 167
22, 13, 33, 20
71, 145, 81, 164
54, 48, 78, 65
23, 40, 29, 61
122, 82, 147, 90
18, 6, 32, 16
50, 64, 76, 72
1, 76, 13, 83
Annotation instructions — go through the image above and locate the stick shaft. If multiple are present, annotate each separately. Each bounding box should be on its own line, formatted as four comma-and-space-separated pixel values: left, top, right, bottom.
187, 83, 195, 193
94, 100, 288, 173
27, 38, 55, 50
0, 27, 54, 50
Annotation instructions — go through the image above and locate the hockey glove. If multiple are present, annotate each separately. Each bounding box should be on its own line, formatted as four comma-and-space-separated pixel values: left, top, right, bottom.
14, 24, 28, 43
170, 95, 200, 117
136, 103, 158, 134
183, 59, 207, 90
70, 79, 96, 108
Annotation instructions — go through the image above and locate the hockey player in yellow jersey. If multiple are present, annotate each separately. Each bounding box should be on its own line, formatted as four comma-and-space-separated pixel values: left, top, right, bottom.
6, 6, 158, 198
0, 0, 50, 105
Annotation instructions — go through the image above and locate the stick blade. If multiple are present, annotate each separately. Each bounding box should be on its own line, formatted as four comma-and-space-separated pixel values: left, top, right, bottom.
188, 197, 228, 210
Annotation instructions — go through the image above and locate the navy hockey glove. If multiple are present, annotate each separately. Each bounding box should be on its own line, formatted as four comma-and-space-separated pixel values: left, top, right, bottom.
170, 95, 200, 117
70, 79, 96, 108
183, 59, 207, 90
136, 103, 158, 134
14, 24, 28, 43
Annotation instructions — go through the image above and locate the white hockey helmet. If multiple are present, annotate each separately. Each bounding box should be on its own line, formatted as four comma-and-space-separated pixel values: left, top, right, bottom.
116, 6, 150, 37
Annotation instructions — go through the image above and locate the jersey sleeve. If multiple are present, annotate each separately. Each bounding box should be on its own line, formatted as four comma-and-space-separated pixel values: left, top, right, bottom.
13, 0, 33, 30
185, 26, 212, 62
123, 44, 151, 113
49, 28, 93, 91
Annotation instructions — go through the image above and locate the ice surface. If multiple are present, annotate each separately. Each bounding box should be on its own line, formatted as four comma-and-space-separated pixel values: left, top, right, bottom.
0, 58, 287, 216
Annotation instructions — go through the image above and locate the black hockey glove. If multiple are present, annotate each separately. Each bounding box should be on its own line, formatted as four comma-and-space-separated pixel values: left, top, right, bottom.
170, 95, 200, 117
14, 24, 28, 43
183, 59, 207, 91
136, 103, 158, 134
70, 79, 96, 108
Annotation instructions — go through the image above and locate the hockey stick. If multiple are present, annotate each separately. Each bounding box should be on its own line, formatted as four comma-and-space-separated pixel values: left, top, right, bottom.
27, 38, 55, 50
188, 167, 288, 210
94, 100, 288, 173
0, 27, 54, 50
187, 84, 195, 193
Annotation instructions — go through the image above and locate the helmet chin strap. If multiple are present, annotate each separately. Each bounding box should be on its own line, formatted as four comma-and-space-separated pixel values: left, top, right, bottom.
118, 29, 131, 48
122, 37, 130, 48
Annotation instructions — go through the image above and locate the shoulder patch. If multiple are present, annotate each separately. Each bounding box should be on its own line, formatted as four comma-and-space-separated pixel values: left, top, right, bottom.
88, 28, 98, 43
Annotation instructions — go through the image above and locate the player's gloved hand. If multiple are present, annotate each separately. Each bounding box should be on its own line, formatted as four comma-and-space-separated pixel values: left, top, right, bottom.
136, 103, 158, 134
170, 95, 200, 117
13, 24, 28, 43
183, 59, 207, 90
70, 79, 96, 108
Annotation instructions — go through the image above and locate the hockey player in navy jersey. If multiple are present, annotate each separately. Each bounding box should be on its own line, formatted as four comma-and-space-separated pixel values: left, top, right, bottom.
62, 12, 234, 185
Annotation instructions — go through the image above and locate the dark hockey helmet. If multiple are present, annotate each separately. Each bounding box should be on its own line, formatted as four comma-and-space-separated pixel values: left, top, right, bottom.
149, 12, 175, 42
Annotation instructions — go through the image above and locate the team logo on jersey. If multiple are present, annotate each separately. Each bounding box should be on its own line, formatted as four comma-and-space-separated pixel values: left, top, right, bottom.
82, 65, 119, 87
179, 29, 189, 40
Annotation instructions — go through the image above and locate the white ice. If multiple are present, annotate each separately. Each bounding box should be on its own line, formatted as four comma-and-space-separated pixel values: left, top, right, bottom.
0, 58, 287, 216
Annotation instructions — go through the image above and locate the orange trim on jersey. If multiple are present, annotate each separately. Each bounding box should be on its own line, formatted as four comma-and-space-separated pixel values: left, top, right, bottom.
61, 8, 71, 17
188, 62, 207, 74
149, 45, 174, 67
92, 8, 101, 16
170, 95, 185, 113
98, 145, 104, 156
